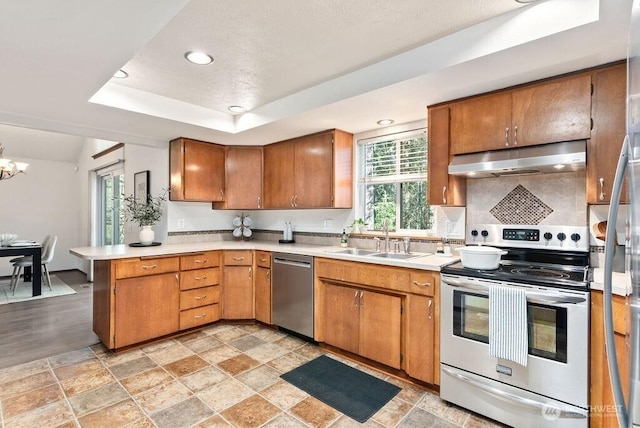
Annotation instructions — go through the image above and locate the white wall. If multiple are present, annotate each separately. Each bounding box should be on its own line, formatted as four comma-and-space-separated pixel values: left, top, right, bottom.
0, 157, 81, 276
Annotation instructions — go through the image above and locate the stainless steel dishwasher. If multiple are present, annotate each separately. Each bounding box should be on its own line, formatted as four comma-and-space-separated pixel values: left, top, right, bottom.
272, 253, 314, 339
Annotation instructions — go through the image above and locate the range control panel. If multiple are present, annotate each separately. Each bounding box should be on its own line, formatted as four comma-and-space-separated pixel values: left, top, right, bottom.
467, 224, 590, 252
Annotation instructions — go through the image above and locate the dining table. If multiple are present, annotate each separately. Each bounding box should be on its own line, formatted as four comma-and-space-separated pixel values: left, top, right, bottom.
0, 242, 42, 296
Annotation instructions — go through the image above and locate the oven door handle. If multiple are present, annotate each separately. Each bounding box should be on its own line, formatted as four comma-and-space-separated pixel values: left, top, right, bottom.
443, 278, 587, 305
441, 366, 587, 419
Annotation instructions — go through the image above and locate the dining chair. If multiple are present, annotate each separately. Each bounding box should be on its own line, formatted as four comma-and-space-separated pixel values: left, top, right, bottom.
9, 234, 52, 264
9, 236, 57, 295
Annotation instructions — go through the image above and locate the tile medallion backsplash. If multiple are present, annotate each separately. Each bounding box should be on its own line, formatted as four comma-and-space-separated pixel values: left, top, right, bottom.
467, 171, 587, 226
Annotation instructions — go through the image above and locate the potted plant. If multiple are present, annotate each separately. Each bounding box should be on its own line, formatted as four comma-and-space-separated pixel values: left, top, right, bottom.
123, 191, 167, 245
350, 218, 368, 233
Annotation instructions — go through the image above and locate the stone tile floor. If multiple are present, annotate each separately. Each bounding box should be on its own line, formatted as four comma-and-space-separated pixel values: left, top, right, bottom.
0, 323, 504, 427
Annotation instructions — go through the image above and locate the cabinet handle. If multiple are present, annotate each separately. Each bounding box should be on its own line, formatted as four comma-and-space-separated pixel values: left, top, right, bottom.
142, 264, 157, 270
428, 300, 433, 319
249, 267, 252, 278
442, 186, 447, 205
257, 196, 261, 208
505, 127, 510, 146
260, 258, 267, 263
194, 295, 207, 300
354, 290, 359, 308
194, 314, 207, 319
291, 195, 295, 207
599, 177, 605, 201
220, 189, 224, 200
359, 290, 364, 308
294, 195, 298, 207
513, 125, 518, 146
195, 275, 208, 281
413, 280, 431, 287
194, 259, 205, 264
232, 257, 245, 261
266, 270, 271, 280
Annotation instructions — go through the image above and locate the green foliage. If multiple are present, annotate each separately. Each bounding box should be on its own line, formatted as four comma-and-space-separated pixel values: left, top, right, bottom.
123, 191, 167, 227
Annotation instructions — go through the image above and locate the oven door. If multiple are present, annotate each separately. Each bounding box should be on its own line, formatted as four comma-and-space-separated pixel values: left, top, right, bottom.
440, 274, 590, 409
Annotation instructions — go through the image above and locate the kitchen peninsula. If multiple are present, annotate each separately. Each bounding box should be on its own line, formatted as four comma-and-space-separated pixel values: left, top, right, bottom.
70, 241, 456, 386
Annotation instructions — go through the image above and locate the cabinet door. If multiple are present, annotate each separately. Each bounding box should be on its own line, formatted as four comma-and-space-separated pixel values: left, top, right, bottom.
114, 273, 179, 348
294, 132, 333, 208
359, 290, 402, 369
588, 63, 627, 204
223, 266, 254, 319
428, 106, 466, 206
405, 295, 435, 383
184, 140, 225, 201
255, 266, 271, 324
450, 92, 512, 154
323, 283, 360, 355
263, 141, 296, 208
511, 74, 592, 148
214, 146, 263, 209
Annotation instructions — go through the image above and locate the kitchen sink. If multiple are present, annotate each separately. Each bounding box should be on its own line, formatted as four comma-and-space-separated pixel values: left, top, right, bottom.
368, 252, 429, 260
329, 248, 378, 256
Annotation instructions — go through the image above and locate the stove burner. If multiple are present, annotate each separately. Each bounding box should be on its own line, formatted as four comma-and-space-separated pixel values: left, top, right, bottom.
510, 267, 572, 280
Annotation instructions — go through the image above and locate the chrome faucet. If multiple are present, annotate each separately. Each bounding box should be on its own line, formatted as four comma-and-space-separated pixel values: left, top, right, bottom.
383, 219, 390, 253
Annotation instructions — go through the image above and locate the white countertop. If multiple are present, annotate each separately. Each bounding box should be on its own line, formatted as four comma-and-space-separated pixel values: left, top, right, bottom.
591, 267, 632, 296
69, 241, 459, 271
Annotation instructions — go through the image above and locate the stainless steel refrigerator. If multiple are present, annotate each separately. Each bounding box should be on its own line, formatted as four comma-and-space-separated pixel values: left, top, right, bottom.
604, 1, 640, 426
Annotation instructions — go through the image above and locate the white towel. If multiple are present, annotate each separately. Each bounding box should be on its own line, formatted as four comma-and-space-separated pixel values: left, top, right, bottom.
489, 285, 528, 367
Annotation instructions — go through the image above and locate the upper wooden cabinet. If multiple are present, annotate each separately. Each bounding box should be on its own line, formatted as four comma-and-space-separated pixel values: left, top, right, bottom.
588, 62, 628, 204
263, 129, 353, 209
427, 106, 466, 206
213, 146, 264, 210
450, 74, 592, 154
170, 138, 225, 202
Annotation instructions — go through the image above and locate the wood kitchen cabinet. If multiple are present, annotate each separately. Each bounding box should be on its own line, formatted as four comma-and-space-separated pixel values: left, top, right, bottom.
93, 256, 181, 349
427, 105, 466, 206
263, 129, 353, 209
590, 291, 630, 428
315, 258, 439, 383
179, 251, 221, 330
588, 62, 628, 204
450, 74, 592, 154
170, 137, 225, 202
213, 146, 264, 210
323, 283, 402, 369
222, 250, 254, 319
254, 251, 272, 324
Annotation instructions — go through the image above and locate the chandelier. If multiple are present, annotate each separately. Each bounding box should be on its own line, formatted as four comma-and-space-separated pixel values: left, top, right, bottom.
0, 143, 28, 180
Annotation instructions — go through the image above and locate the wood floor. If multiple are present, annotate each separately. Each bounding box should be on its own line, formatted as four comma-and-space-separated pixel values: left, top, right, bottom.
0, 269, 99, 369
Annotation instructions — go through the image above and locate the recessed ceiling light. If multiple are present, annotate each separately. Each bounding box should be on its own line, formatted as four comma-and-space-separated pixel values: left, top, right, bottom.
184, 51, 213, 65
514, 0, 541, 3
113, 69, 128, 78
228, 105, 246, 114
377, 119, 394, 126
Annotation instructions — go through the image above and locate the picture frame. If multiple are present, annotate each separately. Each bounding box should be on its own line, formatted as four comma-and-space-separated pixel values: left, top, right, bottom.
134, 170, 150, 203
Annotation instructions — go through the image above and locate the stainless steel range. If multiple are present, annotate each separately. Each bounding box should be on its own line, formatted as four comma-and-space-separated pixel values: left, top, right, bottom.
440, 224, 591, 428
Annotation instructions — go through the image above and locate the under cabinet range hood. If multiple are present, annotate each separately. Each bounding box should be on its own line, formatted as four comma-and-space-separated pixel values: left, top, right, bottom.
448, 140, 586, 178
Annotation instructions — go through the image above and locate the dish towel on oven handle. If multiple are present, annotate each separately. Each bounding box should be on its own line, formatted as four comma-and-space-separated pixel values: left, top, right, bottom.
489, 285, 528, 367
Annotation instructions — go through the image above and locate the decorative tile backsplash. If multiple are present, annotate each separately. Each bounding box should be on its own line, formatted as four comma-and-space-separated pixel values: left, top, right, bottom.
489, 184, 553, 224
467, 171, 587, 226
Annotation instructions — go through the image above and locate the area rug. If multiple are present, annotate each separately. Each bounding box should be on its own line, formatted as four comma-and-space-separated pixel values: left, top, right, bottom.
0, 275, 76, 305
280, 355, 401, 423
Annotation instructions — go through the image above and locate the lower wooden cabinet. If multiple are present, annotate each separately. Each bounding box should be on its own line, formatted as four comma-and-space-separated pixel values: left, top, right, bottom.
255, 251, 272, 324
223, 250, 254, 319
590, 291, 630, 427
315, 258, 439, 384
114, 272, 180, 348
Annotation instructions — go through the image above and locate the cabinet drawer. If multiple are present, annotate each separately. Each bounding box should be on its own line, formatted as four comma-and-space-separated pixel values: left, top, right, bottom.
224, 250, 253, 266
115, 257, 179, 279
180, 304, 220, 330
409, 271, 436, 296
180, 251, 220, 270
256, 251, 271, 268
180, 286, 220, 310
180, 267, 220, 290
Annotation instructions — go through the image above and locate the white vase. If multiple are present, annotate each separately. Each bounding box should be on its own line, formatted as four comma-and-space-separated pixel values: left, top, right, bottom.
139, 225, 155, 245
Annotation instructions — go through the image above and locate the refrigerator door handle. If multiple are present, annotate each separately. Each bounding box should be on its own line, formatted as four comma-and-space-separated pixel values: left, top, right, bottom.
604, 135, 630, 428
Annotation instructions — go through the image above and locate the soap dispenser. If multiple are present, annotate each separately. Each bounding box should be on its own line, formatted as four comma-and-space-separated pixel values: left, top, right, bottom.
340, 229, 348, 247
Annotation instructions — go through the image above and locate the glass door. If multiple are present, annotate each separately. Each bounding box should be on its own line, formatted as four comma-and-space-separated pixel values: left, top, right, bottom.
97, 167, 125, 245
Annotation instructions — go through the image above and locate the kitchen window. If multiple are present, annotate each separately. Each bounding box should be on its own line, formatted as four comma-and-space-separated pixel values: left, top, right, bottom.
357, 128, 433, 233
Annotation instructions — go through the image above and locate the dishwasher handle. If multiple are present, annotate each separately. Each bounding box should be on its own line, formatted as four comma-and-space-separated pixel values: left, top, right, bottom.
273, 258, 312, 269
